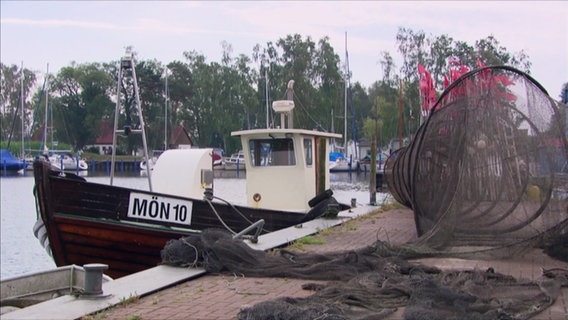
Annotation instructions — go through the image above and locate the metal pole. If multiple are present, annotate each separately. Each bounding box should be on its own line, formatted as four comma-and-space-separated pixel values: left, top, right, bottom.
164, 68, 168, 150
344, 32, 348, 153
43, 64, 49, 153
265, 68, 269, 128
131, 60, 152, 191
110, 66, 122, 185
20, 62, 25, 159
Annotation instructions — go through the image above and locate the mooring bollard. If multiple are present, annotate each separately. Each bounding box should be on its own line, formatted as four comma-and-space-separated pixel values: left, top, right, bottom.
351, 198, 357, 208
83, 263, 109, 295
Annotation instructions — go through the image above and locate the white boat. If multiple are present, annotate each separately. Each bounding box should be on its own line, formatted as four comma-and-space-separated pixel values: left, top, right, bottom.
358, 152, 389, 173
329, 151, 357, 172
25, 152, 62, 171
140, 150, 163, 171
222, 150, 246, 170
49, 153, 88, 171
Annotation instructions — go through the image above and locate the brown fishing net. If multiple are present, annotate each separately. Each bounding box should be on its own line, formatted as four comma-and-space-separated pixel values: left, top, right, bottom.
160, 66, 567, 319
385, 66, 568, 259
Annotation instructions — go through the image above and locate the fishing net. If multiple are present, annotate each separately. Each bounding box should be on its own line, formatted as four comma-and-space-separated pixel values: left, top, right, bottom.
385, 66, 568, 260
160, 66, 568, 319
161, 229, 567, 320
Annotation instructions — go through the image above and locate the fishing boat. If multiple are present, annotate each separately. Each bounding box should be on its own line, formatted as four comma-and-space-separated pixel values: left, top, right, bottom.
32, 51, 348, 279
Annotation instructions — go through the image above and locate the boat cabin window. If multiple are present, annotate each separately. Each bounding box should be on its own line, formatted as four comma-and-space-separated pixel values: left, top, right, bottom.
249, 138, 296, 167
303, 138, 312, 166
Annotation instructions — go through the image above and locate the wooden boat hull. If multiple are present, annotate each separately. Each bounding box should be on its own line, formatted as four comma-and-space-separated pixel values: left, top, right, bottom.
33, 160, 309, 278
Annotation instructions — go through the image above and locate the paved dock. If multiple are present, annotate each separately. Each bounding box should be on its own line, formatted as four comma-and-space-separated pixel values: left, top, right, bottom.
84, 205, 567, 320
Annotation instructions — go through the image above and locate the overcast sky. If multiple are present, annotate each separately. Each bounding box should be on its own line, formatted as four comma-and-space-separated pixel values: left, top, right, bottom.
1, 1, 567, 99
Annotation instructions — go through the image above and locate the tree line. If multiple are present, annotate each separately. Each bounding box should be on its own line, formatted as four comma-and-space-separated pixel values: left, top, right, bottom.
2, 28, 551, 157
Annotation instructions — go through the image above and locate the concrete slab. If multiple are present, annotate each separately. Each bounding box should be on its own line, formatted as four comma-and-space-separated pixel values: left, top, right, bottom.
247, 204, 376, 251
2, 265, 205, 320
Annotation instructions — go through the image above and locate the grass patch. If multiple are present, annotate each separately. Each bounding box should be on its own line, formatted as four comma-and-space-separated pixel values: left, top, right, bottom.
297, 235, 326, 245
288, 235, 326, 251
119, 294, 139, 306
81, 313, 108, 320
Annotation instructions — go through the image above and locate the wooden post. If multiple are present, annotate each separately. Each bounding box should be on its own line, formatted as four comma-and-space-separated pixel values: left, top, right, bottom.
370, 99, 379, 205
317, 137, 327, 195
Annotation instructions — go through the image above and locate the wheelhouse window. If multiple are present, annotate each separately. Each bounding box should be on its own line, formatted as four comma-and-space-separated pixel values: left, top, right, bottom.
303, 138, 313, 166
249, 138, 296, 167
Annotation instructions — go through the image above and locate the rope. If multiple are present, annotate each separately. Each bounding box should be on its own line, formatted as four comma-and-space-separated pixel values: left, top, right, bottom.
204, 197, 238, 235
210, 195, 270, 233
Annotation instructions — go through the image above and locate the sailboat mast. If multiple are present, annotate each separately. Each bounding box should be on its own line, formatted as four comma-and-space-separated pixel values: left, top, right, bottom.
265, 68, 269, 128
164, 67, 168, 150
43, 64, 49, 153
20, 62, 24, 159
344, 32, 348, 153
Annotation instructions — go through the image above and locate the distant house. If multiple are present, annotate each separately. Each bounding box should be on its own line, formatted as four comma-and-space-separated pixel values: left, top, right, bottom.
88, 121, 114, 155
168, 125, 193, 149
86, 121, 193, 154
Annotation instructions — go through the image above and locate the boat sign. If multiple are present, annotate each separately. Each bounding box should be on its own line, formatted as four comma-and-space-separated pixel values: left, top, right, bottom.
127, 192, 193, 226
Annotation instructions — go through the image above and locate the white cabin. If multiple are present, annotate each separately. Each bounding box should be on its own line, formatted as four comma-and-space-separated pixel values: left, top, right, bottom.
152, 97, 341, 214
232, 100, 341, 212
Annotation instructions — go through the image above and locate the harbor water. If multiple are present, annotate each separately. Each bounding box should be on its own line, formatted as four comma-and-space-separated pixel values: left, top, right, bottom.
0, 169, 386, 280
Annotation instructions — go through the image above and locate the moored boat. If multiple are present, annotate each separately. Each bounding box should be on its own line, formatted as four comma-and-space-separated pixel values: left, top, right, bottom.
221, 150, 246, 170
31, 52, 350, 279
49, 152, 88, 171
0, 149, 27, 173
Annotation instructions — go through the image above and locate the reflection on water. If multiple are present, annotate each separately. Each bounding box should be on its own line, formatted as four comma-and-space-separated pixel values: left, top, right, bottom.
0, 170, 386, 279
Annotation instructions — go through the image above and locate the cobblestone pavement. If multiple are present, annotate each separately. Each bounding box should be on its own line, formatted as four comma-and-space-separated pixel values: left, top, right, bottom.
87, 207, 567, 320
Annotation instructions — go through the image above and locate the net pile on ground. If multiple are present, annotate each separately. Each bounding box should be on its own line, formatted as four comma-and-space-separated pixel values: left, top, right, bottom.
161, 229, 567, 320
384, 66, 568, 259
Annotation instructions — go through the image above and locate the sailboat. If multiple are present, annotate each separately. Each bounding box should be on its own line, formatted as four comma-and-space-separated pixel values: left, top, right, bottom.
330, 33, 358, 172
1, 63, 28, 173
25, 65, 62, 171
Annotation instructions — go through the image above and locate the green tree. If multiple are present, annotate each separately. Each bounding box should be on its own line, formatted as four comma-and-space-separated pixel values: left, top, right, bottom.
136, 59, 167, 150
0, 63, 37, 150
166, 60, 194, 142
50, 62, 114, 151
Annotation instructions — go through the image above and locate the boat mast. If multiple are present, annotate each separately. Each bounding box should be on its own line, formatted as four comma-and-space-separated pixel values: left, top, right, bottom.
164, 67, 168, 150
20, 62, 24, 159
111, 48, 152, 190
265, 68, 269, 128
42, 64, 49, 154
344, 32, 348, 153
